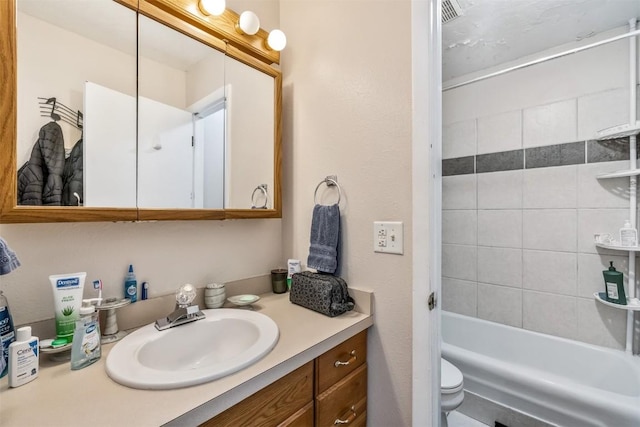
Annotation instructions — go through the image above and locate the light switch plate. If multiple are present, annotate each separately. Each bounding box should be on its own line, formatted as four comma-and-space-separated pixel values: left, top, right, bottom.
374, 221, 404, 254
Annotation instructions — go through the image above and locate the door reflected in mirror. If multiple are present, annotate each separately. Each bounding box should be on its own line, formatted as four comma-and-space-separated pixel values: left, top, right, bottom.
138, 15, 226, 209
16, 0, 137, 208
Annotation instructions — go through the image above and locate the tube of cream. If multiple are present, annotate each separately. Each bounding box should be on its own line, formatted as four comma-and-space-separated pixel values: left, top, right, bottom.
49, 272, 86, 344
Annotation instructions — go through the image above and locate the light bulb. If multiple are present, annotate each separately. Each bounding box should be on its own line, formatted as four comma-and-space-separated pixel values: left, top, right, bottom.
267, 29, 287, 51
236, 11, 260, 36
199, 0, 225, 16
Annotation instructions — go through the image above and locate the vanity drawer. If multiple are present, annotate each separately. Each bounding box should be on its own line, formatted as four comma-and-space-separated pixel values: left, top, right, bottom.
315, 329, 367, 394
201, 361, 313, 427
316, 364, 367, 427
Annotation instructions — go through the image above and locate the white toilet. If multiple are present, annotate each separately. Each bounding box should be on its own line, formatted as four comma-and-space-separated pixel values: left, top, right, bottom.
441, 358, 464, 427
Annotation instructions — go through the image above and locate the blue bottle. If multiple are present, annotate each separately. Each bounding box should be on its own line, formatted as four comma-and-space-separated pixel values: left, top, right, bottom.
124, 264, 138, 303
0, 290, 16, 378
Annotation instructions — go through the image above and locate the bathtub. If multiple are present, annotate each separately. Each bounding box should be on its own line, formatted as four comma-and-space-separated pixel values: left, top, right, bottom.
441, 311, 640, 427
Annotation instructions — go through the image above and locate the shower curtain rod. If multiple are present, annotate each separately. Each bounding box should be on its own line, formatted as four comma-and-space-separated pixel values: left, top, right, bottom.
443, 27, 640, 91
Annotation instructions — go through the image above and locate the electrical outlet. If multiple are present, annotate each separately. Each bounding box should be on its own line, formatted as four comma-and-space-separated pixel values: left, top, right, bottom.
373, 221, 404, 254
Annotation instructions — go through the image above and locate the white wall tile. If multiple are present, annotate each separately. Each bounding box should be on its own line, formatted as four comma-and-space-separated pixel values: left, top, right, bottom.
443, 210, 477, 245
578, 89, 629, 140
577, 208, 629, 254
577, 161, 630, 209
442, 277, 477, 317
523, 250, 577, 296
523, 291, 578, 340
577, 253, 630, 299
523, 99, 577, 148
443, 175, 477, 210
523, 165, 577, 209
477, 110, 522, 155
443, 119, 477, 159
523, 209, 577, 252
478, 170, 522, 209
577, 298, 626, 350
443, 244, 477, 281
478, 210, 522, 248
478, 247, 522, 287
477, 283, 522, 327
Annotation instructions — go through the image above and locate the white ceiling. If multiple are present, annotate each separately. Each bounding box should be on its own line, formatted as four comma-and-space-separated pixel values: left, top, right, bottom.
18, 0, 214, 71
442, 0, 640, 82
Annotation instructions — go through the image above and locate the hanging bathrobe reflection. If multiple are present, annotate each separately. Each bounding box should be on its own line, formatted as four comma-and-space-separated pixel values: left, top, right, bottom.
17, 121, 83, 205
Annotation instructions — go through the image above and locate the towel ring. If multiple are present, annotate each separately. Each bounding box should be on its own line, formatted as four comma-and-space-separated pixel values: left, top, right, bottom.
314, 176, 342, 205
251, 184, 269, 209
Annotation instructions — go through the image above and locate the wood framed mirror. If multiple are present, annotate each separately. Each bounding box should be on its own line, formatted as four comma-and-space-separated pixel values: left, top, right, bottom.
0, 0, 282, 224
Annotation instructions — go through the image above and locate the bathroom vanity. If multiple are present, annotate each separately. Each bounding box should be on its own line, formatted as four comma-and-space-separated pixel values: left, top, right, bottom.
0, 292, 373, 426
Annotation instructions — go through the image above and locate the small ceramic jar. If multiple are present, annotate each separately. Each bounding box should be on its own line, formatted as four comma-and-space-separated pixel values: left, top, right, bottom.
204, 283, 226, 308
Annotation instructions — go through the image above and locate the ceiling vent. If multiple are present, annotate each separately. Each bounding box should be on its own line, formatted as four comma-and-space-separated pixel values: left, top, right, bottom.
442, 0, 463, 24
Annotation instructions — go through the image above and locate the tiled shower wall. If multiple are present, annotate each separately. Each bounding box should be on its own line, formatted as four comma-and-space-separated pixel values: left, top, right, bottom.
442, 31, 640, 350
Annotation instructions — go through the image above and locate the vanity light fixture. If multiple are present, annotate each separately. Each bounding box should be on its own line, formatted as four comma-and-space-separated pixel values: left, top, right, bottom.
199, 0, 225, 16
235, 11, 260, 36
266, 29, 287, 51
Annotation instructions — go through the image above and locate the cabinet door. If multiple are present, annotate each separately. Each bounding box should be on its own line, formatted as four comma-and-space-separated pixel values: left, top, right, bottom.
201, 361, 313, 427
315, 330, 367, 394
278, 401, 314, 427
316, 364, 367, 427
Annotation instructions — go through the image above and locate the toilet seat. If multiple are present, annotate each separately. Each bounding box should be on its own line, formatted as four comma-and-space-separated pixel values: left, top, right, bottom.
441, 358, 463, 394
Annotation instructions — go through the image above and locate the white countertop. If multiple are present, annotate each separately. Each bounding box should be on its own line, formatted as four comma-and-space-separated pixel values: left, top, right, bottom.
0, 291, 373, 426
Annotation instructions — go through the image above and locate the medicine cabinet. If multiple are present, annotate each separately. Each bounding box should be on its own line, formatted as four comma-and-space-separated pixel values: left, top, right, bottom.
0, 0, 282, 223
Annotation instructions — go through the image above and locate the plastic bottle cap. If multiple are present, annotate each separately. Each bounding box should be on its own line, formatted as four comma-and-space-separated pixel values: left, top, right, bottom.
128, 264, 134, 273
609, 261, 617, 271
16, 326, 31, 342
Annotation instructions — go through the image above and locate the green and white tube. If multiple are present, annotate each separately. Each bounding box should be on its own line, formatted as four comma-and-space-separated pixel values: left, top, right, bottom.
49, 272, 86, 344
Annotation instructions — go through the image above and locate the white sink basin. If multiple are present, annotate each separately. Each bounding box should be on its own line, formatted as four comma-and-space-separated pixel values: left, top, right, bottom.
106, 308, 279, 389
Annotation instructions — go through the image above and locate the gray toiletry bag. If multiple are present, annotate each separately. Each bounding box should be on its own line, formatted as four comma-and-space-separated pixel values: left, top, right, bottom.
290, 271, 355, 317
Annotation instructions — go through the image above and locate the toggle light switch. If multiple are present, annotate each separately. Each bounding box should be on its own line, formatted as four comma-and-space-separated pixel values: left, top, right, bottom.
373, 221, 404, 254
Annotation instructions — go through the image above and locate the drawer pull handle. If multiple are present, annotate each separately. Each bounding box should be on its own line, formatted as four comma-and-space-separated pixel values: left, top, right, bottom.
334, 350, 357, 367
334, 405, 357, 424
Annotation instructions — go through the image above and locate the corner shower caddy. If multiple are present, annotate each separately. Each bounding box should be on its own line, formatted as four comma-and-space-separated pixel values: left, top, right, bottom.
593, 18, 640, 355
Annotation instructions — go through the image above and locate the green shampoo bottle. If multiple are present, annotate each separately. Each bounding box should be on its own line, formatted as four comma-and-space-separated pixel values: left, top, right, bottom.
602, 261, 627, 305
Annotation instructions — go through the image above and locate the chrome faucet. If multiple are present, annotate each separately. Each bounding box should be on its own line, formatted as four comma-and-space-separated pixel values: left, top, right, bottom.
155, 284, 205, 331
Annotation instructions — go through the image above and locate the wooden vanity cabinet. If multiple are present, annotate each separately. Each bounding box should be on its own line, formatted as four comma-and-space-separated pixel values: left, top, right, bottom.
200, 329, 368, 427
315, 331, 368, 426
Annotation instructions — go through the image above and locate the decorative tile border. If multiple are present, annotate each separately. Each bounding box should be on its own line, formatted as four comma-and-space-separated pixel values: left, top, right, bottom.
443, 137, 635, 176
525, 141, 584, 169
443, 156, 474, 176
477, 149, 523, 173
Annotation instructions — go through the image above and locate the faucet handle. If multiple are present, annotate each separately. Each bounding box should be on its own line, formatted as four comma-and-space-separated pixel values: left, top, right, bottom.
175, 283, 197, 308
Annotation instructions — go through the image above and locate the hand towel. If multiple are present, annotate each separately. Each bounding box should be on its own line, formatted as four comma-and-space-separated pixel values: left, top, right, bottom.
0, 237, 21, 276
307, 203, 340, 274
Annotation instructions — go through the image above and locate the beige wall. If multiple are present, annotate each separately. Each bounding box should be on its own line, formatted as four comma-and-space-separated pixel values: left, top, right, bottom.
2, 0, 418, 424
279, 1, 414, 425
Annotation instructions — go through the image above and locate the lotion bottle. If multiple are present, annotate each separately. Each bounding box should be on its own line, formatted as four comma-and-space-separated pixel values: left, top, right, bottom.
602, 261, 627, 305
620, 219, 638, 247
70, 300, 101, 370
8, 326, 39, 387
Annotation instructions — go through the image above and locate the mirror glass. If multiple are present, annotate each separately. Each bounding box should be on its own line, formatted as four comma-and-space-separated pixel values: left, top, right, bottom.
138, 15, 226, 209
224, 55, 275, 209
137, 15, 276, 210
16, 0, 137, 208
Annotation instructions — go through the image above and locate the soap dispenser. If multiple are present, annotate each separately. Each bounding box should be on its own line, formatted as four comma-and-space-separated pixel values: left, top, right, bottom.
70, 300, 101, 370
602, 261, 627, 305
